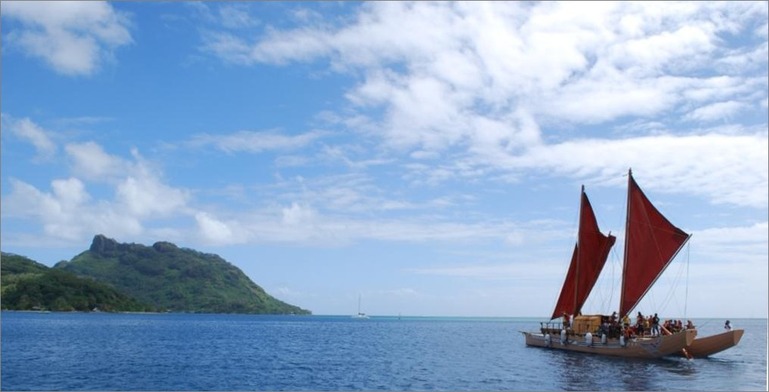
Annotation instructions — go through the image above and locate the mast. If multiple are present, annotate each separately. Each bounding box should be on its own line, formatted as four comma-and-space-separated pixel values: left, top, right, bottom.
573, 185, 584, 316
620, 169, 633, 319
619, 169, 691, 318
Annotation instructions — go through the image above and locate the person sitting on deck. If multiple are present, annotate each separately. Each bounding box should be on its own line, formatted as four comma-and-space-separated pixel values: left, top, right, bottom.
724, 320, 732, 330
686, 320, 695, 329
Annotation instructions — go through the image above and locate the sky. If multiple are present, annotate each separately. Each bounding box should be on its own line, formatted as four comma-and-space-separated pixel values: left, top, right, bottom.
1, 1, 767, 318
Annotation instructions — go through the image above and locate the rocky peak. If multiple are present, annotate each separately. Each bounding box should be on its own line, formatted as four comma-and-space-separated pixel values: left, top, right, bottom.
152, 241, 178, 253
89, 234, 119, 254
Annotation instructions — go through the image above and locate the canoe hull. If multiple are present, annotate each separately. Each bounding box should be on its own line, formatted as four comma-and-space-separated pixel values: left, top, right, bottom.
671, 329, 744, 358
522, 329, 697, 359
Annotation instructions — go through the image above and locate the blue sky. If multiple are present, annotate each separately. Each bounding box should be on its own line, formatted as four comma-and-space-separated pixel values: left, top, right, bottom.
2, 2, 767, 318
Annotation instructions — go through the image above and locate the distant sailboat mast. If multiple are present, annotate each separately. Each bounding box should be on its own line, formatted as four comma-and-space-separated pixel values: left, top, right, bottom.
353, 294, 368, 319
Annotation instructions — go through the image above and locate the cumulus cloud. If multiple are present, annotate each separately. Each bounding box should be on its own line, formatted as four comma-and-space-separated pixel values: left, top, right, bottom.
51, 177, 90, 207
65, 141, 128, 180
116, 175, 188, 218
195, 212, 239, 245
4, 178, 142, 241
2, 1, 132, 76
3, 116, 57, 159
3, 138, 189, 244
199, 2, 767, 202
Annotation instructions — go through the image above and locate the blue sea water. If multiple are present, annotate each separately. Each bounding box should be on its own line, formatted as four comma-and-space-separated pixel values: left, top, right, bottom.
1, 312, 766, 391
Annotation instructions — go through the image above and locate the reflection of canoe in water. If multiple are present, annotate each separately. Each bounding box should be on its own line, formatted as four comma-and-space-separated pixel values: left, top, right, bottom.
671, 329, 744, 358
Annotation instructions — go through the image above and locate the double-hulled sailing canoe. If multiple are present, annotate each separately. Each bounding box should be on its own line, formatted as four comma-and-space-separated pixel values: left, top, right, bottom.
522, 169, 699, 359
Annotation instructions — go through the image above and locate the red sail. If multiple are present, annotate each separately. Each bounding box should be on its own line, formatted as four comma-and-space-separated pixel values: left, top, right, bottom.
619, 170, 691, 318
551, 187, 616, 320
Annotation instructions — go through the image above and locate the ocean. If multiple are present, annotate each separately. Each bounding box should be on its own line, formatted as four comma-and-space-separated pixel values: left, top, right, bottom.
1, 312, 766, 391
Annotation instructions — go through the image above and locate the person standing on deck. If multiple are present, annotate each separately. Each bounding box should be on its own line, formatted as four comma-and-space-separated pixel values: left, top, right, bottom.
652, 313, 660, 336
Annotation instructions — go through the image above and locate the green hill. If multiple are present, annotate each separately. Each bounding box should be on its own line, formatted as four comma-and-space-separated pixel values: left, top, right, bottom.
1, 253, 155, 312
53, 234, 310, 314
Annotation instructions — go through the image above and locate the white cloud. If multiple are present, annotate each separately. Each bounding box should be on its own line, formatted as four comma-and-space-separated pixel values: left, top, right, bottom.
396, 129, 768, 209
4, 178, 142, 241
51, 177, 90, 207
217, 4, 259, 30
4, 117, 57, 159
188, 130, 327, 153
508, 132, 768, 208
539, 73, 681, 123
65, 141, 128, 180
2, 1, 132, 76
64, 144, 189, 217
89, 146, 190, 217
281, 202, 316, 226
116, 175, 188, 218
200, 2, 767, 174
4, 139, 190, 244
681, 76, 763, 104
684, 101, 749, 122
240, 205, 557, 247
195, 212, 240, 245
690, 222, 769, 263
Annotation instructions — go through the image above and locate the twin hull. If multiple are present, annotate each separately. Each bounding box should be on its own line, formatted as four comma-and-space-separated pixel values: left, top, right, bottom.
672, 329, 744, 358
523, 329, 697, 359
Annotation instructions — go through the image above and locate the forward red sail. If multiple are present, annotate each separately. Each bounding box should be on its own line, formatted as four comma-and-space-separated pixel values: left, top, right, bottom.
619, 170, 691, 317
551, 187, 616, 320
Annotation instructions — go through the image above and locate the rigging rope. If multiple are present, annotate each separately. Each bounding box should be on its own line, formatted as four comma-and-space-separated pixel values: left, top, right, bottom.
684, 241, 690, 321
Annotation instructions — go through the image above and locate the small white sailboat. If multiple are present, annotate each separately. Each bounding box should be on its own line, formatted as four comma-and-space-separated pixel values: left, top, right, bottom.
352, 294, 369, 319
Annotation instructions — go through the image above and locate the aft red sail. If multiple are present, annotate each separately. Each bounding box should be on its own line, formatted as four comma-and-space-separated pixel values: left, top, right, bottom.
619, 170, 691, 318
551, 187, 617, 320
